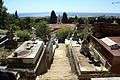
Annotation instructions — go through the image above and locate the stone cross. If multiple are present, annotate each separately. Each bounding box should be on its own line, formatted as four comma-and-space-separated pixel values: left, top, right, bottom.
31, 27, 36, 41
57, 15, 62, 24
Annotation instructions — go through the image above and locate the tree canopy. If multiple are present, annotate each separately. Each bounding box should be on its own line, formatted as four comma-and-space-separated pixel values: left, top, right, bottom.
77, 18, 93, 40
50, 10, 57, 24
62, 12, 68, 23
0, 0, 9, 29
56, 26, 73, 39
34, 21, 51, 42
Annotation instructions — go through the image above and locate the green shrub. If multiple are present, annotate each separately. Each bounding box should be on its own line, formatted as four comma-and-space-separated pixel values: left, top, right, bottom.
15, 30, 30, 42
10, 24, 20, 31
35, 21, 51, 41
56, 26, 73, 39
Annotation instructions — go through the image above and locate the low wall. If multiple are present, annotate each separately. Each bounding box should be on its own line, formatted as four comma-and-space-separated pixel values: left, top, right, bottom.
66, 45, 81, 77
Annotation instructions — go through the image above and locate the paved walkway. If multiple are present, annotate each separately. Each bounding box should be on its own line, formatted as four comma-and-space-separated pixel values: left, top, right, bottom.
36, 44, 78, 80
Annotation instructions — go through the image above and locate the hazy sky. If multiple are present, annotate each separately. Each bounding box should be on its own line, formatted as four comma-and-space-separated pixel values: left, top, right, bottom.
3, 0, 120, 13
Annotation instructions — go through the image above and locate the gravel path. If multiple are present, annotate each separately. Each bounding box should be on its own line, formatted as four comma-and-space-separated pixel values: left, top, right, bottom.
36, 44, 78, 80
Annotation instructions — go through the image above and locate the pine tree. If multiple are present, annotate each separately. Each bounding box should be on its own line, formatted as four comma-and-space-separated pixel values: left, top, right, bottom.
50, 10, 57, 24
0, 0, 3, 28
0, 0, 3, 12
62, 12, 68, 23
0, 0, 8, 29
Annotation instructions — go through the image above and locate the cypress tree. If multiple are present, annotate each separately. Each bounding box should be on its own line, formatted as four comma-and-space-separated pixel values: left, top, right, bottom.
15, 10, 19, 19
62, 12, 68, 23
50, 10, 57, 24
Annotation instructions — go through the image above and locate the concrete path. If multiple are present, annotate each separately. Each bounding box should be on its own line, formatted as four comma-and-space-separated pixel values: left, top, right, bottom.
36, 44, 78, 80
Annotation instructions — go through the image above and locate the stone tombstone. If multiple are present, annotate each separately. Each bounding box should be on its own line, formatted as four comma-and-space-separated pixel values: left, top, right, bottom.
44, 39, 53, 69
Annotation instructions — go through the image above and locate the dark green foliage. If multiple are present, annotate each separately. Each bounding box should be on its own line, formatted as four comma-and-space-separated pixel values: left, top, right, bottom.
62, 12, 68, 23
116, 18, 120, 24
56, 26, 73, 42
68, 17, 75, 23
97, 16, 106, 22
77, 18, 93, 40
19, 17, 33, 30
5, 40, 18, 49
35, 17, 50, 23
5, 31, 18, 50
15, 30, 30, 42
35, 21, 51, 42
68, 16, 79, 23
0, 0, 10, 29
50, 10, 57, 24
23, 17, 32, 29
95, 16, 114, 23
78, 17, 84, 24
10, 24, 20, 31
88, 17, 95, 24
0, 0, 3, 16
74, 15, 78, 23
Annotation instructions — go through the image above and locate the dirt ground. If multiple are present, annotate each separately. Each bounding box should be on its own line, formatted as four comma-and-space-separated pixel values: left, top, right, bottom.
36, 44, 78, 80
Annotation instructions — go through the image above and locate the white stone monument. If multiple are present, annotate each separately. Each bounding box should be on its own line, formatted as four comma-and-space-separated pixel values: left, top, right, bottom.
31, 27, 36, 41
57, 15, 62, 24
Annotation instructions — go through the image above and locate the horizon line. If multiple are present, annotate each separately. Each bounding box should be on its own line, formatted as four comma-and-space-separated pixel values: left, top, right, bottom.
10, 12, 120, 14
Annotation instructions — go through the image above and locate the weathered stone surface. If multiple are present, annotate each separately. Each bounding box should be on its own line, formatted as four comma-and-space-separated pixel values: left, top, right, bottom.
7, 40, 44, 65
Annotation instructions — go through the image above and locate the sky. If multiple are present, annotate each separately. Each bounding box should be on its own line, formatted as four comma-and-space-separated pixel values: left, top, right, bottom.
3, 0, 120, 13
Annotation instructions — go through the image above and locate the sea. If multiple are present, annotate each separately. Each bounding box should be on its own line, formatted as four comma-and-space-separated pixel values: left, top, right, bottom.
18, 12, 120, 17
